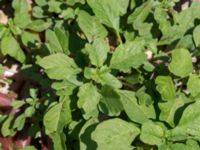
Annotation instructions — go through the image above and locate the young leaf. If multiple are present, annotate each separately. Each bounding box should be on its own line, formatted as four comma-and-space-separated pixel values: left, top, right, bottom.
91, 118, 140, 150
37, 53, 81, 80
110, 39, 146, 72
84, 66, 122, 88
169, 49, 193, 78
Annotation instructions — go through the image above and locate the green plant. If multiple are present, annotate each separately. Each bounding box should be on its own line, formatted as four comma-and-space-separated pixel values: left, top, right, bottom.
1, 0, 200, 149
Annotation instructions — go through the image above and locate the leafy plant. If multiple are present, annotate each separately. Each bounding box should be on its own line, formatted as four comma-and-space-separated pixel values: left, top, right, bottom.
0, 0, 200, 149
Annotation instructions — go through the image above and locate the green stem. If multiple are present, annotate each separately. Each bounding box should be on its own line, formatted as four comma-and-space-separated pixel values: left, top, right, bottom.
116, 31, 122, 44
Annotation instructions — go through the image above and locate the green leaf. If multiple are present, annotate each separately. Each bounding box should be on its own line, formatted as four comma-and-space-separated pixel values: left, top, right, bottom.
77, 10, 107, 42
66, 0, 85, 6
79, 119, 98, 150
128, 0, 155, 37
52, 76, 82, 96
32, 6, 45, 18
84, 66, 122, 89
193, 25, 200, 47
21, 146, 37, 150
12, 0, 31, 28
169, 49, 193, 78
118, 90, 155, 124
21, 31, 41, 48
87, 0, 129, 31
1, 116, 14, 137
187, 74, 200, 97
140, 121, 166, 146
92, 118, 140, 150
13, 114, 26, 131
48, 0, 62, 13
99, 86, 123, 116
155, 76, 176, 101
27, 20, 52, 32
169, 101, 200, 141
159, 96, 184, 127
44, 96, 72, 134
84, 38, 109, 67
110, 39, 146, 72
78, 83, 101, 119
1, 35, 25, 63
49, 132, 67, 150
45, 28, 69, 54
37, 53, 81, 80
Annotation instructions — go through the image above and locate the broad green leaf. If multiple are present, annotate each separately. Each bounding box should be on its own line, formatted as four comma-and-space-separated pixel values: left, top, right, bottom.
187, 74, 200, 97
37, 53, 81, 80
155, 76, 176, 101
186, 140, 200, 150
78, 83, 101, 119
92, 118, 140, 150
21, 31, 41, 48
44, 96, 71, 134
45, 28, 69, 54
12, 0, 31, 28
128, 0, 154, 24
84, 66, 122, 89
25, 106, 35, 117
87, 0, 129, 31
84, 38, 109, 67
99, 86, 123, 116
35, 0, 47, 6
21, 146, 37, 150
32, 6, 45, 18
52, 76, 82, 96
67, 0, 85, 5
48, 0, 62, 13
27, 20, 52, 32
13, 114, 26, 131
1, 116, 14, 137
193, 25, 200, 47
77, 10, 107, 42
1, 35, 25, 63
169, 101, 200, 141
159, 96, 184, 127
79, 119, 98, 150
118, 90, 155, 124
169, 49, 193, 78
176, 35, 195, 50
110, 39, 146, 72
140, 121, 165, 146
49, 132, 67, 150
128, 0, 155, 36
